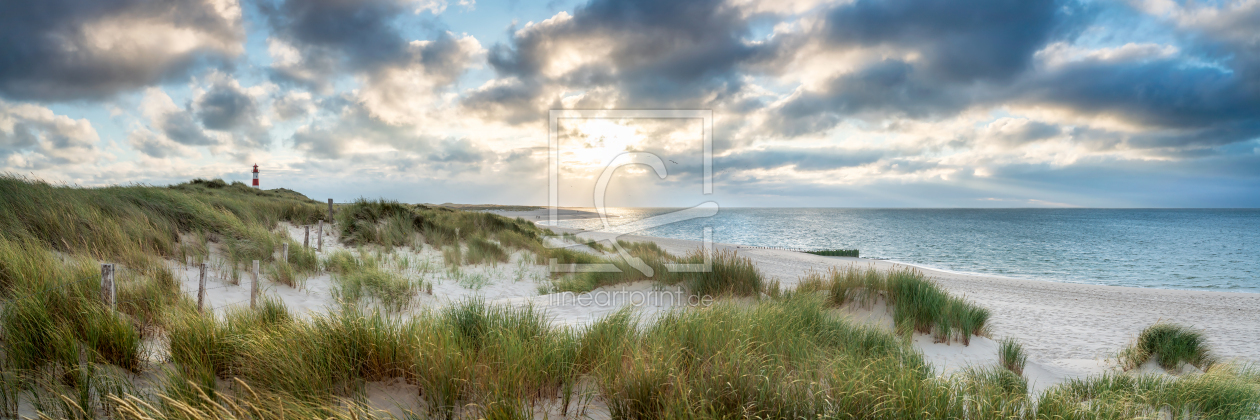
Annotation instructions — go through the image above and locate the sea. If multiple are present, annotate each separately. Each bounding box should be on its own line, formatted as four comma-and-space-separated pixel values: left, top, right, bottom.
549, 208, 1260, 293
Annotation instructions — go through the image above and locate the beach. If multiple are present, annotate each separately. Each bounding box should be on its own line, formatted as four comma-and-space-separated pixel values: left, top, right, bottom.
489, 208, 1260, 391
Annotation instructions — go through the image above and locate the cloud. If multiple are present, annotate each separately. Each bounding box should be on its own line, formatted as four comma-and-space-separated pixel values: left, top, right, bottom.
766, 59, 973, 136
718, 147, 887, 173
819, 0, 1080, 82
260, 0, 481, 92
358, 33, 484, 125
130, 76, 271, 158
464, 0, 772, 124
128, 129, 190, 159
273, 91, 315, 120
0, 0, 243, 101
197, 83, 257, 131
0, 100, 100, 168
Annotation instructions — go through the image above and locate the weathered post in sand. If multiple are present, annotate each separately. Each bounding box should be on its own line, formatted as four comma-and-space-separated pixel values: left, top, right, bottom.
328, 199, 334, 223
283, 242, 289, 263
250, 260, 260, 309
197, 263, 208, 312
100, 263, 115, 309
304, 225, 310, 248
317, 220, 324, 252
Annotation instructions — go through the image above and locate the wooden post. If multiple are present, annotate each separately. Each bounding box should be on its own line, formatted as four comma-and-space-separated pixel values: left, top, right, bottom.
197, 263, 207, 312
250, 260, 259, 309
317, 220, 323, 252
283, 242, 289, 263
99, 263, 115, 309
304, 225, 310, 249
328, 198, 334, 222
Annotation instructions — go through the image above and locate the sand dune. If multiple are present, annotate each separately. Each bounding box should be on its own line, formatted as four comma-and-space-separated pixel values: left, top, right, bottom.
166, 217, 1259, 407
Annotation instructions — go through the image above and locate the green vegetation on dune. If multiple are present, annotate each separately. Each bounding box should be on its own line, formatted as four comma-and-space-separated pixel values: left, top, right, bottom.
1121, 322, 1217, 371
1000, 337, 1029, 376
807, 266, 991, 345
0, 176, 1257, 419
334, 198, 544, 253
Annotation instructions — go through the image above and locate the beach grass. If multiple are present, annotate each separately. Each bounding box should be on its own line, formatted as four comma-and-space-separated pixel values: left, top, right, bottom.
547, 246, 764, 298
1121, 322, 1216, 371
332, 265, 420, 312
2, 176, 1258, 419
1038, 367, 1260, 419
669, 249, 764, 297
808, 266, 990, 345
999, 337, 1028, 376
464, 236, 508, 265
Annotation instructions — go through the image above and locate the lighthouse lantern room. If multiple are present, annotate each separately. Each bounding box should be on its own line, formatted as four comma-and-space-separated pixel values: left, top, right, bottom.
252, 164, 259, 189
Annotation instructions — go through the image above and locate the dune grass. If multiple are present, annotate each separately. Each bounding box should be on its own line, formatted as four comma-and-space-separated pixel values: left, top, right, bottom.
1038, 366, 1260, 419
1121, 322, 1216, 371
0, 176, 324, 271
806, 266, 990, 345
2, 177, 1257, 419
6, 261, 1259, 419
332, 262, 420, 310
465, 236, 508, 265
0, 237, 145, 373
999, 337, 1028, 376
546, 246, 765, 298
668, 249, 764, 297
335, 198, 544, 251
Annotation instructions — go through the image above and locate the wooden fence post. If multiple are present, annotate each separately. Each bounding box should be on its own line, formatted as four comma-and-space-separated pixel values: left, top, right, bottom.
250, 260, 259, 309
100, 263, 115, 309
317, 220, 323, 252
304, 225, 310, 249
283, 242, 289, 263
197, 263, 207, 312
328, 198, 334, 222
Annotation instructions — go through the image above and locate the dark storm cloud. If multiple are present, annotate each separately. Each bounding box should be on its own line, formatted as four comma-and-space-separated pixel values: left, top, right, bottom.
820, 0, 1079, 83
768, 60, 972, 136
762, 0, 1260, 153
196, 83, 257, 131
160, 111, 218, 146
1022, 58, 1260, 132
460, 79, 549, 125
260, 0, 478, 92
765, 0, 1086, 136
1011, 52, 1260, 151
260, 0, 408, 70
0, 0, 241, 101
464, 0, 770, 123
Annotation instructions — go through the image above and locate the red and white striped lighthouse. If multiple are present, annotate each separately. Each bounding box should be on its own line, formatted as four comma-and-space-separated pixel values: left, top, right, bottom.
252, 164, 259, 189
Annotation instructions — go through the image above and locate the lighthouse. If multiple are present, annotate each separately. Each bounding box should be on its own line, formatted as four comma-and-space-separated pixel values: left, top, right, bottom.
252, 164, 259, 189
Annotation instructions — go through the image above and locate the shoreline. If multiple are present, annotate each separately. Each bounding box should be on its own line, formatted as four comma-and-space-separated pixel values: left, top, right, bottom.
492, 207, 1260, 295
541, 224, 1260, 383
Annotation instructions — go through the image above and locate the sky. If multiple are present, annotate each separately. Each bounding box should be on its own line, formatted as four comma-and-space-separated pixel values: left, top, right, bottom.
2, 0, 1259, 208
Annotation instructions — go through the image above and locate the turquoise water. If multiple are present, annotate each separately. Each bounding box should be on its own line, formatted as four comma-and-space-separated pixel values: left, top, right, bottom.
553, 208, 1260, 293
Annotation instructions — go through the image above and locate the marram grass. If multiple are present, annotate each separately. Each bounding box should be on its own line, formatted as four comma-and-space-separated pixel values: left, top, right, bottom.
2, 177, 1257, 419
807, 265, 991, 345
1121, 322, 1217, 371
